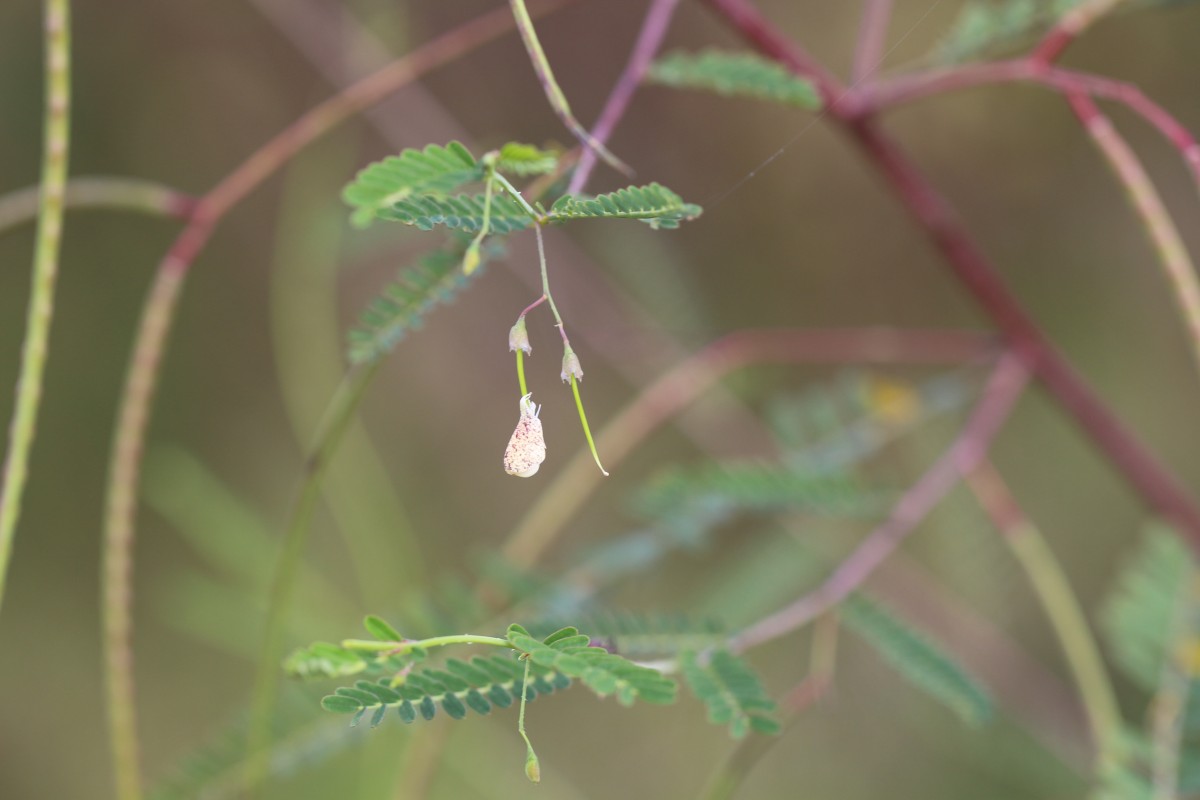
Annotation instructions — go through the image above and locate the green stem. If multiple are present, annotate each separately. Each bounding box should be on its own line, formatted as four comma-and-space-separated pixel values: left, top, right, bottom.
244, 362, 381, 795
0, 0, 71, 615
517, 349, 528, 396
967, 463, 1122, 775
341, 633, 511, 653
507, 0, 631, 176
0, 177, 194, 235
517, 657, 541, 783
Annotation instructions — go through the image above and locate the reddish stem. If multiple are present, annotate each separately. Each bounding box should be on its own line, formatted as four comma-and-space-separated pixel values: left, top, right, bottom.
851, 0, 892, 85
730, 353, 1030, 653
567, 0, 682, 195
701, 0, 1200, 545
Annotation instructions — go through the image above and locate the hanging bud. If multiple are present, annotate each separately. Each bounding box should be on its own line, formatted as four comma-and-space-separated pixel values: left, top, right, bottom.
462, 239, 482, 275
524, 743, 541, 784
560, 347, 583, 383
503, 393, 546, 477
508, 315, 531, 354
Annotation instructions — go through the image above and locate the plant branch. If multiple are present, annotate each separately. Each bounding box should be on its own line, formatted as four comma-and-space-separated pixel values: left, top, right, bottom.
566, 0, 682, 195
501, 327, 997, 568
98, 6, 552, 799
509, 0, 631, 177
728, 353, 1029, 654
966, 461, 1122, 776
851, 0, 892, 85
0, 177, 195, 234
1032, 0, 1130, 66
862, 61, 1200, 188
0, 0, 71, 613
1067, 92, 1200, 379
702, 0, 1200, 548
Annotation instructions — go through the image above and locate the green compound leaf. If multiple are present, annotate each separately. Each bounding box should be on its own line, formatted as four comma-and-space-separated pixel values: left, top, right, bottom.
680, 649, 780, 738
647, 49, 822, 110
506, 623, 678, 705
495, 142, 559, 177
546, 183, 702, 230
346, 244, 489, 365
378, 192, 535, 234
841, 595, 993, 726
343, 141, 483, 228
319, 654, 571, 726
1099, 525, 1194, 691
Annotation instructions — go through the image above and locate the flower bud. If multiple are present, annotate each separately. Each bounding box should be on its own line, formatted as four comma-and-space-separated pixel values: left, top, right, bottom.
524, 744, 541, 784
560, 348, 583, 383
508, 316, 531, 355
462, 240, 482, 275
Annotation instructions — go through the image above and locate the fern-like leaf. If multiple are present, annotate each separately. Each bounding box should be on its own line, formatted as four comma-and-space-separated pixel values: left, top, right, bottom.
1099, 526, 1193, 691
343, 141, 483, 228
547, 183, 702, 229
346, 245, 488, 365
377, 192, 535, 234
841, 595, 993, 726
647, 49, 822, 110
634, 461, 888, 520
680, 649, 780, 738
320, 653, 571, 726
506, 624, 678, 705
495, 142, 559, 176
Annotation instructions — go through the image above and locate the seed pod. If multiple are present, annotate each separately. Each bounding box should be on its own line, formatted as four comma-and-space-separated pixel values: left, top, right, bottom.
503, 393, 546, 477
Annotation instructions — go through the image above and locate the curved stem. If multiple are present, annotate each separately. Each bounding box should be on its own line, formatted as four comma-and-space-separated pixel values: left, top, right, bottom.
966, 462, 1123, 775
0, 177, 195, 235
1032, 0, 1130, 65
729, 353, 1029, 654
1067, 92, 1200, 380
862, 61, 1200, 189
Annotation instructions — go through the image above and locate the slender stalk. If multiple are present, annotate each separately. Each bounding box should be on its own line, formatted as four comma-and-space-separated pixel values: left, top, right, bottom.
508, 0, 631, 176
0, 0, 71, 614
965, 462, 1123, 775
851, 0, 892, 84
0, 177, 195, 234
341, 633, 510, 653
701, 0, 1200, 545
566, 0, 682, 195
517, 657, 540, 783
1032, 0, 1130, 65
1067, 92, 1200, 379
98, 8, 544, 796
862, 61, 1200, 188
501, 327, 996, 568
244, 362, 380, 794
729, 353, 1029, 654
517, 349, 529, 396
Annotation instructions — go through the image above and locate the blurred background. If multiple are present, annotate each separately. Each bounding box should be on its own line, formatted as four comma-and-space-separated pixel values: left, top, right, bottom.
2, 0, 1200, 797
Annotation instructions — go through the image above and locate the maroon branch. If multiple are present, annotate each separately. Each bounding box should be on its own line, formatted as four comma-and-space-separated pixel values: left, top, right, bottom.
701, 0, 1200, 545
730, 352, 1030, 653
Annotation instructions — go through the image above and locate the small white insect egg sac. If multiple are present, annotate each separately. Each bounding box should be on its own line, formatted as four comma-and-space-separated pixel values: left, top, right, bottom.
503, 393, 547, 477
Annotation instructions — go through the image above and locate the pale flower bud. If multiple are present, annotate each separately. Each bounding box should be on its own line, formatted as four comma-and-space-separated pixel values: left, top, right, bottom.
560, 348, 583, 383
508, 316, 531, 354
